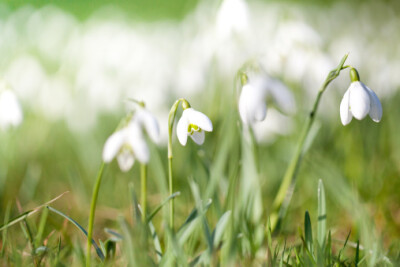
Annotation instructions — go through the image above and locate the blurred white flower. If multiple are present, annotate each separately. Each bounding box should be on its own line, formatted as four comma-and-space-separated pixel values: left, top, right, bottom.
102, 108, 160, 171
216, 0, 249, 40
340, 81, 382, 126
0, 85, 23, 130
239, 78, 268, 125
176, 108, 213, 146
238, 76, 295, 125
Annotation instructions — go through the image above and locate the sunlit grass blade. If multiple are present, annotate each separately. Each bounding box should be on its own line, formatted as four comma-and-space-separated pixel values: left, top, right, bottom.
35, 207, 48, 248
212, 210, 231, 248
317, 179, 326, 248
148, 220, 162, 262
1, 202, 11, 256
46, 206, 105, 261
0, 192, 68, 232
146, 191, 181, 223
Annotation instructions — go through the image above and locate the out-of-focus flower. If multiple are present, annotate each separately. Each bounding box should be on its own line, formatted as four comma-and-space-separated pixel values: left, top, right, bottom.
0, 82, 23, 130
102, 108, 160, 171
216, 0, 249, 40
239, 77, 268, 125
340, 68, 382, 126
176, 107, 213, 146
238, 76, 295, 125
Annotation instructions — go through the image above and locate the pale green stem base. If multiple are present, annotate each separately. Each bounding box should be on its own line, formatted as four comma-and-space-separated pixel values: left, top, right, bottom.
141, 164, 147, 223
270, 54, 349, 232
86, 162, 105, 267
168, 157, 174, 230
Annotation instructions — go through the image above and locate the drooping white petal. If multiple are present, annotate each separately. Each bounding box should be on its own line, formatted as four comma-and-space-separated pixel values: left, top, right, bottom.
127, 124, 150, 163
102, 129, 127, 163
267, 78, 296, 114
349, 82, 370, 120
364, 84, 383, 122
176, 115, 189, 146
184, 108, 213, 132
239, 83, 267, 125
134, 109, 160, 143
117, 149, 135, 172
340, 89, 352, 126
190, 130, 205, 145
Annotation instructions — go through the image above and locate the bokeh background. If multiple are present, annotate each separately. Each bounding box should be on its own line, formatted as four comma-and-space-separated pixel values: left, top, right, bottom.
1, 0, 399, 263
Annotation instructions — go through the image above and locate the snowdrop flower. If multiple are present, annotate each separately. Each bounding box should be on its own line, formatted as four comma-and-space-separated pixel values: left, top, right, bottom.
238, 75, 295, 125
102, 108, 160, 172
0, 83, 23, 130
340, 68, 382, 126
176, 107, 213, 146
216, 0, 249, 40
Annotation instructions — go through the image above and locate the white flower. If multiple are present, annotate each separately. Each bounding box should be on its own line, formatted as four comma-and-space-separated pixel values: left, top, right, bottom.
0, 88, 23, 130
238, 76, 295, 125
216, 0, 249, 40
340, 81, 382, 126
176, 108, 213, 146
102, 108, 160, 171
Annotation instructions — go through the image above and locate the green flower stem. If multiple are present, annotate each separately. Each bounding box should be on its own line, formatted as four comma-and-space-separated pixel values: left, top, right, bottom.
86, 162, 105, 267
270, 54, 349, 232
141, 164, 147, 223
167, 98, 190, 230
168, 157, 174, 229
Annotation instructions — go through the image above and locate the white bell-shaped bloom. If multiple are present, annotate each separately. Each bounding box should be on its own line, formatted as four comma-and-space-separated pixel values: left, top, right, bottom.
0, 88, 23, 130
238, 76, 295, 125
239, 78, 268, 125
102, 108, 160, 171
340, 81, 382, 126
176, 108, 213, 146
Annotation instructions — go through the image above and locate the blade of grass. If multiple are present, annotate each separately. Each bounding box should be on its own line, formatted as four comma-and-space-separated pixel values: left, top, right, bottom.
35, 207, 48, 248
0, 192, 68, 231
212, 210, 231, 248
304, 211, 313, 255
0, 202, 11, 256
146, 191, 181, 223
46, 206, 105, 261
317, 179, 326, 248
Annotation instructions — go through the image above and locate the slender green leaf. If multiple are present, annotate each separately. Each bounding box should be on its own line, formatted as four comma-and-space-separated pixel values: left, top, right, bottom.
46, 206, 105, 261
317, 179, 326, 248
146, 191, 181, 223
212, 210, 231, 247
1, 202, 11, 256
355, 240, 360, 267
304, 211, 313, 255
0, 192, 68, 232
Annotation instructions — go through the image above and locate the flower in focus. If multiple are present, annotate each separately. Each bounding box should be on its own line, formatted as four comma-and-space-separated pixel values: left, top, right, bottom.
0, 83, 23, 130
238, 75, 295, 125
340, 68, 382, 126
176, 108, 213, 146
102, 108, 160, 171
